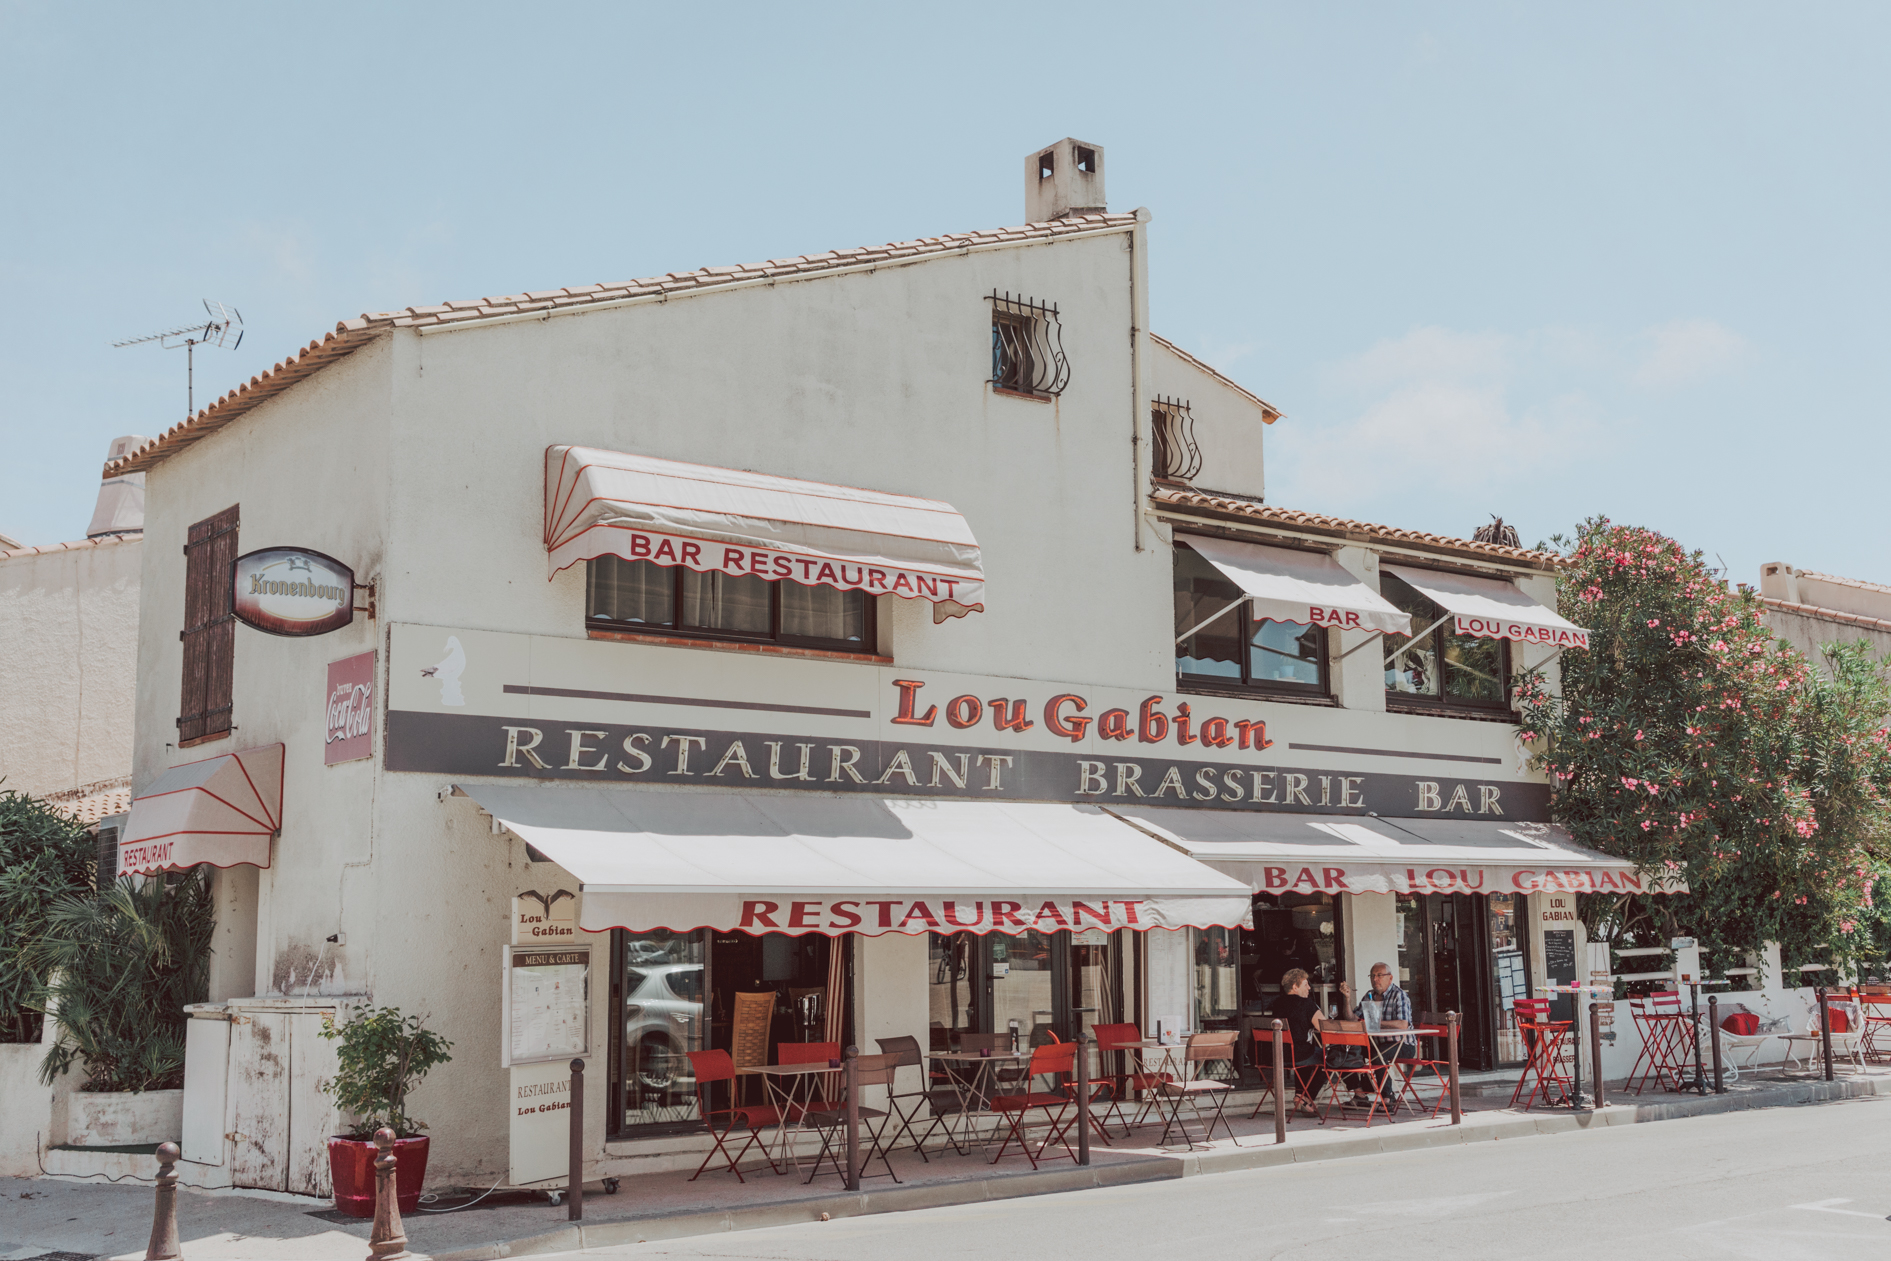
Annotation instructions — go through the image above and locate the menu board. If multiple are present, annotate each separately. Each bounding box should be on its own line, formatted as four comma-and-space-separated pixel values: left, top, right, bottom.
505, 946, 590, 1066
1544, 930, 1577, 1023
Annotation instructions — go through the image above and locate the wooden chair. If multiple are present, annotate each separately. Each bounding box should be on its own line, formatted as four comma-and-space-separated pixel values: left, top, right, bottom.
683, 1049, 782, 1183
1155, 1030, 1239, 1147
730, 991, 775, 1104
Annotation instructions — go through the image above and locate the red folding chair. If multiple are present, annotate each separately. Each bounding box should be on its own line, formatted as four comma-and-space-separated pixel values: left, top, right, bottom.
1095, 1022, 1169, 1136
988, 1041, 1079, 1168
683, 1049, 782, 1183
1644, 991, 1693, 1091
1387, 1018, 1452, 1117
1248, 1025, 1323, 1120
1509, 997, 1572, 1110
1855, 991, 1891, 1063
1319, 1027, 1393, 1126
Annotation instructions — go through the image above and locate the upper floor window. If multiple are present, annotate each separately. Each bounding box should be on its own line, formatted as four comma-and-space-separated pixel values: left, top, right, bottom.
989, 292, 1069, 399
587, 555, 875, 654
1173, 543, 1327, 696
1151, 396, 1201, 483
1381, 571, 1510, 711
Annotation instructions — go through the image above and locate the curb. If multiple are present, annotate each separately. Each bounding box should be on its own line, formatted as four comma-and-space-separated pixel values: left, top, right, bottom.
425, 1074, 1891, 1259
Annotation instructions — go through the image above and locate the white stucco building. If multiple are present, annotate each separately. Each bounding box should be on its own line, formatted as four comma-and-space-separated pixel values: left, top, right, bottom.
0, 435, 148, 820
106, 140, 1642, 1196
1759, 562, 1891, 667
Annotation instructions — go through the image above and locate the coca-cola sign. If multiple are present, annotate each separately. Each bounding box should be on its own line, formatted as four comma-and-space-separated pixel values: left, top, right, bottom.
233, 546, 354, 637
326, 651, 375, 765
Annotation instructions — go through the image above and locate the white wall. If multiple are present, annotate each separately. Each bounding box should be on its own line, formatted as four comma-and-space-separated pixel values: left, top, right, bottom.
1147, 338, 1269, 501
0, 536, 141, 798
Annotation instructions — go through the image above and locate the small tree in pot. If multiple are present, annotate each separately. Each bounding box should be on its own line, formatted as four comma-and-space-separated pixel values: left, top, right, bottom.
319, 1004, 452, 1217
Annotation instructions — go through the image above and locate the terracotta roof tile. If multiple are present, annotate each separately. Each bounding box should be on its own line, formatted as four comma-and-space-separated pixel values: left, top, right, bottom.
1152, 485, 1561, 570
39, 777, 134, 828
1, 531, 143, 561
105, 212, 1140, 476
1763, 597, 1891, 635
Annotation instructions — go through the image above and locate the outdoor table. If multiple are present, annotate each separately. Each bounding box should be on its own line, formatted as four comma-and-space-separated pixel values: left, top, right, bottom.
1120, 1038, 1192, 1132
736, 1061, 841, 1175
926, 1050, 1030, 1156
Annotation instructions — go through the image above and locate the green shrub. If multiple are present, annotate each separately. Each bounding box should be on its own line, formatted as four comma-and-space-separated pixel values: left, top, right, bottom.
36, 870, 215, 1091
0, 791, 96, 1043
318, 1005, 454, 1139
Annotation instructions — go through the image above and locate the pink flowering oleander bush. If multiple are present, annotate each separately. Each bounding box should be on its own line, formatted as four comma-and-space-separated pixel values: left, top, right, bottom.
1516, 517, 1891, 975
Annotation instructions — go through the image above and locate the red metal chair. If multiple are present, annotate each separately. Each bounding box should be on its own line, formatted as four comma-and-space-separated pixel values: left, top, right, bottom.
1386, 1020, 1452, 1117
683, 1049, 782, 1182
988, 1040, 1079, 1168
1318, 1027, 1393, 1126
1094, 1022, 1168, 1136
1509, 997, 1572, 1110
1857, 990, 1891, 1063
1641, 991, 1693, 1092
1248, 1025, 1322, 1121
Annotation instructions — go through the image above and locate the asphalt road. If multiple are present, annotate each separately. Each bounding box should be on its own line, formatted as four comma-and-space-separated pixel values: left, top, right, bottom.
565, 1097, 1891, 1260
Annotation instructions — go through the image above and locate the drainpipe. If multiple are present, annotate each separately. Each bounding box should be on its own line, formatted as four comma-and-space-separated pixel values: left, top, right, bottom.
1128, 208, 1152, 552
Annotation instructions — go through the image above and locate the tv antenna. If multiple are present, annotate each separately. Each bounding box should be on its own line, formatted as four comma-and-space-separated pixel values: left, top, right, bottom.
113, 300, 244, 418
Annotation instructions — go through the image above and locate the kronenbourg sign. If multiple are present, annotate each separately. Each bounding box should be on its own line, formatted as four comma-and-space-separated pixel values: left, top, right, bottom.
232, 547, 355, 637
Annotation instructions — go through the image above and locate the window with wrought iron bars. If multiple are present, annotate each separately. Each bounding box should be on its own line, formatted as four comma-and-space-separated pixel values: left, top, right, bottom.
989, 293, 1069, 398
1151, 395, 1201, 483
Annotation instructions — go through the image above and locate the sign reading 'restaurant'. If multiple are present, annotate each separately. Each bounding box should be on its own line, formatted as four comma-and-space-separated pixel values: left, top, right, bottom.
384, 624, 1554, 821
234, 547, 355, 637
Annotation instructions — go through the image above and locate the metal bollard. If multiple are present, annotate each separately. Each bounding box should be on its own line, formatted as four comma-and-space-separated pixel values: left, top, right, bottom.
145, 1141, 181, 1260
1589, 1000, 1605, 1109
1271, 1021, 1287, 1145
1075, 1031, 1092, 1166
1446, 1012, 1462, 1125
1708, 996, 1725, 1093
367, 1128, 409, 1261
567, 1059, 584, 1221
844, 1045, 861, 1191
1818, 987, 1834, 1082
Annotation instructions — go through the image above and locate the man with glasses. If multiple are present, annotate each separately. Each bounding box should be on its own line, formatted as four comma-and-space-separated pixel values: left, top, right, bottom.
1339, 963, 1415, 1113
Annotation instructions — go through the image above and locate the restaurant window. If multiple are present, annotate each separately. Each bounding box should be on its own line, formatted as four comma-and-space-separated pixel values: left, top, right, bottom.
1174, 543, 1327, 696
178, 505, 239, 746
926, 930, 1139, 1051
1381, 570, 1510, 712
586, 555, 875, 653
608, 927, 845, 1139
988, 292, 1069, 399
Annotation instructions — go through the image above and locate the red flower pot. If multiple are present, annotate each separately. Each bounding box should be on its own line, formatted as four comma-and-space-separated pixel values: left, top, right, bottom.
326, 1135, 429, 1218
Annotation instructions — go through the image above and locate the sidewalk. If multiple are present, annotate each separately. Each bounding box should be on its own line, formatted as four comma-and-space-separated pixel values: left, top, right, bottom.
8, 1065, 1888, 1261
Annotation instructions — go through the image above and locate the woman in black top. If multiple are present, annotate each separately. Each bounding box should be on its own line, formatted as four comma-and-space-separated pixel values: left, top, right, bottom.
1267, 967, 1330, 1115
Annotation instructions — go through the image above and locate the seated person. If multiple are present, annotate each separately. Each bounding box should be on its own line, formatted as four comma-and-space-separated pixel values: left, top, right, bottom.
1340, 962, 1416, 1111
1267, 968, 1331, 1116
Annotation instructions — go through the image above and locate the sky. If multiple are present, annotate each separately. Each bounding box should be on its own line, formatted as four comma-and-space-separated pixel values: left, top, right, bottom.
2, 3, 1886, 584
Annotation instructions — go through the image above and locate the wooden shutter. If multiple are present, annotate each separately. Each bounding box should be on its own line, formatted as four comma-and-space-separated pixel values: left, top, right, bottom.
178, 505, 240, 745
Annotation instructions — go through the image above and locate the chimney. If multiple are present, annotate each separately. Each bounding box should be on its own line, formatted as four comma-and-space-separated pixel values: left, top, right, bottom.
1026, 139, 1106, 223
86, 435, 150, 539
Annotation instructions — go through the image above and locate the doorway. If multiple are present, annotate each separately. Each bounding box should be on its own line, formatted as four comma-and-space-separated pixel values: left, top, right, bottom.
1395, 892, 1528, 1072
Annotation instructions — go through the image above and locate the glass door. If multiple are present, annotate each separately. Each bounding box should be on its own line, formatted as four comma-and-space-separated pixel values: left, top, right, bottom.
611, 929, 707, 1132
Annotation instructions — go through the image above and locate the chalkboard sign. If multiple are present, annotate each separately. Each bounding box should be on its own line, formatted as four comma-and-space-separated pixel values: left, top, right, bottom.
1544, 929, 1577, 1022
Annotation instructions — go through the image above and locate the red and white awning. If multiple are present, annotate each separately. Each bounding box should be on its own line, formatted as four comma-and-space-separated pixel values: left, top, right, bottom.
1184, 535, 1411, 635
1382, 564, 1589, 649
1107, 807, 1683, 896
453, 786, 1255, 936
544, 446, 985, 612
119, 744, 283, 876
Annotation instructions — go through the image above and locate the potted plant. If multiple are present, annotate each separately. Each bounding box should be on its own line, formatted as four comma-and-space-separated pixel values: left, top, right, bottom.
318, 1004, 453, 1218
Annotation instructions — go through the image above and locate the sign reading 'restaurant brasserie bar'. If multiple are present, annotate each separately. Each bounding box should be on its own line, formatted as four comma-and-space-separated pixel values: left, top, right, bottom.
384, 624, 1551, 820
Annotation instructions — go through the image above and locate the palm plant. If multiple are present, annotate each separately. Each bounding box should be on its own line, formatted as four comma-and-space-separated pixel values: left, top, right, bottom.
36, 869, 215, 1091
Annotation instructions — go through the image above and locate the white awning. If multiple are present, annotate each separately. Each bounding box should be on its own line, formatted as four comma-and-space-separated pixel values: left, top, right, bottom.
1105, 806, 1683, 897
1183, 536, 1411, 636
544, 445, 985, 612
119, 744, 283, 876
1382, 564, 1589, 650
454, 786, 1255, 936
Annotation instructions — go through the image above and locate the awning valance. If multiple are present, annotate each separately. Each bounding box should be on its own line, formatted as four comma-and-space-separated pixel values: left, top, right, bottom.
1105, 806, 1683, 896
455, 786, 1254, 936
545, 446, 985, 612
1183, 536, 1411, 636
119, 744, 283, 876
1382, 564, 1589, 650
